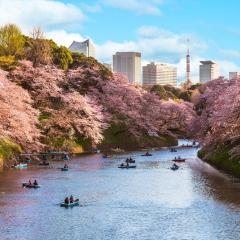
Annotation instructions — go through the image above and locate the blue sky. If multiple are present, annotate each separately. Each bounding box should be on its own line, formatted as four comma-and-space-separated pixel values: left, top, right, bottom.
0, 0, 240, 82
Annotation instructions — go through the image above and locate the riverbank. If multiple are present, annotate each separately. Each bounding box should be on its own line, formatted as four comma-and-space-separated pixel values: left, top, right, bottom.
198, 147, 240, 178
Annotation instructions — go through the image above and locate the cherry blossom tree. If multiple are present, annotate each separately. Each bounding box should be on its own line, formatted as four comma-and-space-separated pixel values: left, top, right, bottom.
0, 69, 40, 150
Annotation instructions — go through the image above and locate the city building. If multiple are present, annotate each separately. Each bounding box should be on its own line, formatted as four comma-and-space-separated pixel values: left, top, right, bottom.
229, 72, 240, 80
142, 62, 177, 86
199, 61, 219, 83
113, 52, 141, 84
103, 63, 112, 71
69, 39, 95, 58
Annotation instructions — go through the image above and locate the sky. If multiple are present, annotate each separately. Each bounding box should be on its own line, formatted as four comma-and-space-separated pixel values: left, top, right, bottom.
0, 0, 240, 83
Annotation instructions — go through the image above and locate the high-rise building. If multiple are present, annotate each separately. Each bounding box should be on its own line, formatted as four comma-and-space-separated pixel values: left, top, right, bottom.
113, 52, 141, 84
69, 39, 95, 58
199, 61, 219, 83
142, 62, 177, 86
229, 72, 240, 80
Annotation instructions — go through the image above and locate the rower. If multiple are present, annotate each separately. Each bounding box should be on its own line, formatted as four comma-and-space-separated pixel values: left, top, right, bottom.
64, 163, 68, 169
65, 197, 69, 204
29, 179, 32, 186
33, 180, 38, 186
70, 195, 74, 203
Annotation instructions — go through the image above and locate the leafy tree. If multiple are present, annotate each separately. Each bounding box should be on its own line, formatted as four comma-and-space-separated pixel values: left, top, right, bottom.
53, 46, 73, 70
0, 55, 16, 70
0, 24, 25, 57
150, 85, 169, 100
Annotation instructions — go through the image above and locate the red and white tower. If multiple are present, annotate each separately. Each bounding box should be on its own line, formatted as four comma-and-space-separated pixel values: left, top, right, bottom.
186, 39, 191, 83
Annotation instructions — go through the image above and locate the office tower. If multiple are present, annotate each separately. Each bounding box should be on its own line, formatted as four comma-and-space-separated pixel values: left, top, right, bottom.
229, 72, 240, 80
69, 39, 95, 58
143, 62, 177, 86
113, 52, 141, 84
200, 61, 219, 83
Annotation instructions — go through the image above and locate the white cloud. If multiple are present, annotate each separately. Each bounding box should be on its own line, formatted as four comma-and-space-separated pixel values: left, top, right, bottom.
218, 60, 240, 77
102, 0, 163, 16
95, 26, 207, 63
46, 30, 85, 47
0, 0, 85, 33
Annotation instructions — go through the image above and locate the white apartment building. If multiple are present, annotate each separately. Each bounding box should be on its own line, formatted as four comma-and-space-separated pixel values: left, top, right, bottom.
199, 61, 219, 83
229, 72, 240, 80
69, 39, 95, 58
113, 52, 141, 84
142, 62, 177, 86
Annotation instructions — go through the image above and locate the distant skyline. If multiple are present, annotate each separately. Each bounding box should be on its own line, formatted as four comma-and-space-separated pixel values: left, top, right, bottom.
0, 0, 240, 82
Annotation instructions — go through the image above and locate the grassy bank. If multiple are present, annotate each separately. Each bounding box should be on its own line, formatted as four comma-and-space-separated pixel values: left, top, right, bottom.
0, 139, 22, 167
198, 147, 240, 177
99, 124, 177, 151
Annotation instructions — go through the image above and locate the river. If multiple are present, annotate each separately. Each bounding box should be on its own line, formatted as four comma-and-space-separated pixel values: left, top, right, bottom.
0, 141, 240, 240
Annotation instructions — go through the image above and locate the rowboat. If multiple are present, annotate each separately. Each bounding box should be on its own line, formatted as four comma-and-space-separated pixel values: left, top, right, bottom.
118, 165, 136, 169
14, 163, 28, 169
22, 183, 41, 188
141, 153, 152, 157
61, 167, 68, 171
38, 162, 49, 166
170, 165, 179, 171
172, 159, 186, 163
60, 199, 79, 207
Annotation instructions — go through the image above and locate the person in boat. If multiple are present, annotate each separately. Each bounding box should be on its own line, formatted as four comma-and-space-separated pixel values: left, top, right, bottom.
64, 163, 68, 169
120, 163, 124, 167
173, 163, 178, 168
70, 195, 74, 203
146, 152, 149, 155
28, 179, 32, 186
126, 163, 129, 168
64, 197, 69, 204
129, 157, 133, 161
178, 156, 181, 160
34, 180, 38, 186
125, 158, 129, 163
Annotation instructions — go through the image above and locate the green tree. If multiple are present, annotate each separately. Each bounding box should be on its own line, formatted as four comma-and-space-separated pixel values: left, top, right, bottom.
0, 55, 16, 70
150, 85, 169, 100
53, 46, 73, 70
0, 24, 25, 57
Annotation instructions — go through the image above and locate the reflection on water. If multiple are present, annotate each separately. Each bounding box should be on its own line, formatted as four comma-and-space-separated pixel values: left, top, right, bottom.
0, 145, 240, 240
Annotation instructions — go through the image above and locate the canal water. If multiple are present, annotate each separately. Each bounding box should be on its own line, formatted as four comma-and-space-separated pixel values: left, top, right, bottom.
0, 142, 240, 240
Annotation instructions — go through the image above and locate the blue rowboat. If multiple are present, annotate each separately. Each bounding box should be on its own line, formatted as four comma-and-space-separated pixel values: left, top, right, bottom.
14, 163, 28, 169
60, 199, 79, 207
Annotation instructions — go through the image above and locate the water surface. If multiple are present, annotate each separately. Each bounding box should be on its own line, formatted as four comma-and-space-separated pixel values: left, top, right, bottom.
0, 144, 240, 240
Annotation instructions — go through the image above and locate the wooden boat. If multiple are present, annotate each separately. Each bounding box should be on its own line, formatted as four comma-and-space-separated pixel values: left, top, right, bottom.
141, 153, 152, 157
22, 183, 41, 188
102, 154, 113, 158
172, 158, 186, 163
38, 162, 50, 166
14, 163, 28, 169
60, 199, 79, 207
118, 165, 136, 169
170, 165, 179, 171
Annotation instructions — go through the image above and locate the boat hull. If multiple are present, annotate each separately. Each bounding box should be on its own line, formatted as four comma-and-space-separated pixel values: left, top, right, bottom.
60, 200, 79, 207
